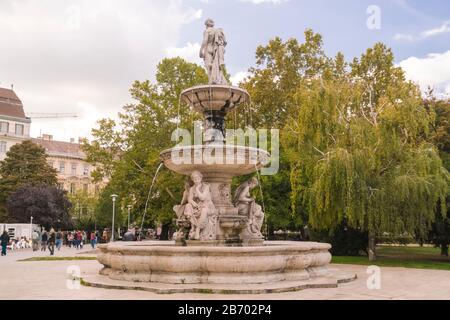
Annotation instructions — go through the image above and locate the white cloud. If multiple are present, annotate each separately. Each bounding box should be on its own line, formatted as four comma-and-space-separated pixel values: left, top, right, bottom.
399, 50, 450, 97
166, 42, 203, 65
393, 33, 415, 42
240, 0, 289, 4
394, 20, 450, 42
230, 71, 250, 86
420, 20, 450, 38
0, 0, 202, 141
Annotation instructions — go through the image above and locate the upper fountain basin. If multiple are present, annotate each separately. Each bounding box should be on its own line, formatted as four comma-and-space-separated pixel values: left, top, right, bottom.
180, 85, 250, 114
160, 145, 270, 177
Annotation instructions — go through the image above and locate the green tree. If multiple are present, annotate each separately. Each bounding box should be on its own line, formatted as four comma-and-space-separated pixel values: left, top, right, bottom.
94, 184, 124, 230
237, 30, 330, 232
286, 44, 448, 260
69, 191, 99, 230
427, 98, 450, 256
6, 184, 72, 229
0, 140, 58, 221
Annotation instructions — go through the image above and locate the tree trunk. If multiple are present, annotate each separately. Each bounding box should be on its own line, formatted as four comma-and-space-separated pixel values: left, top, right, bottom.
368, 232, 377, 261
441, 244, 449, 257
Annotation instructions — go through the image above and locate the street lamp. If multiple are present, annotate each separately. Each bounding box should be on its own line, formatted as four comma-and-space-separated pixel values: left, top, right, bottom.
30, 216, 33, 241
111, 194, 118, 242
127, 205, 132, 230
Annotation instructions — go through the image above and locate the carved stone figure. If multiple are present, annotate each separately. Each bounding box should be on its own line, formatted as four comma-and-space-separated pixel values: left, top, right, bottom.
184, 171, 218, 241
199, 19, 228, 85
173, 181, 193, 242
234, 177, 265, 238
174, 181, 192, 219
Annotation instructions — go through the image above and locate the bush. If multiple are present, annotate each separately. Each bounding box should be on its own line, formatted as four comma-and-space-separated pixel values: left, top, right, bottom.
311, 221, 368, 256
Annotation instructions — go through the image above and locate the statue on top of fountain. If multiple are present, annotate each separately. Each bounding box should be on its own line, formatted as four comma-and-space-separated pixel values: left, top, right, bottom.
200, 19, 229, 85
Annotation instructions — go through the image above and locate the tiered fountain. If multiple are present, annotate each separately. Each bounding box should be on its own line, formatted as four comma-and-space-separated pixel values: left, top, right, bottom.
84, 19, 355, 293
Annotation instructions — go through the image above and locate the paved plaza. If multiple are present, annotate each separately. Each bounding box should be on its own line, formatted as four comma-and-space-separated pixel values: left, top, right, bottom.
0, 246, 449, 300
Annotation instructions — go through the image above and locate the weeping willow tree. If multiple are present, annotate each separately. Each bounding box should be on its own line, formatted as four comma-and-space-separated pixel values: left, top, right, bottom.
286, 43, 448, 260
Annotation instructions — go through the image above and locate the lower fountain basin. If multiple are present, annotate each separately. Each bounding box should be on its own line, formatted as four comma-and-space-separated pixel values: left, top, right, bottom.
96, 241, 333, 285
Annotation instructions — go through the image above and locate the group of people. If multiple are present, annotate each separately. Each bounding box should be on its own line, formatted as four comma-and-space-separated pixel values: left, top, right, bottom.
32, 229, 100, 255
1, 227, 158, 257
1, 233, 35, 255
31, 229, 62, 255
1, 229, 101, 257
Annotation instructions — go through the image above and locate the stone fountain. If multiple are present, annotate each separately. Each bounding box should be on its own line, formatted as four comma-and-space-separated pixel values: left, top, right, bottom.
84, 19, 355, 294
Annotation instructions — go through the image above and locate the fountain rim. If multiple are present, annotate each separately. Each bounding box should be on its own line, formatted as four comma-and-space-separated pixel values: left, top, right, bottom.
160, 145, 270, 156
99, 241, 332, 254
180, 84, 250, 97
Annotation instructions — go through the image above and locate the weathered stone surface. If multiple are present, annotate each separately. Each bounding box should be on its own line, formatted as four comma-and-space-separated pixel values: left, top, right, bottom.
83, 271, 356, 295
96, 241, 335, 285
180, 85, 249, 114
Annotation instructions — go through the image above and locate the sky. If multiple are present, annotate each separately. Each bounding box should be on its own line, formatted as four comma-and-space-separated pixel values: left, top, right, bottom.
0, 0, 449, 141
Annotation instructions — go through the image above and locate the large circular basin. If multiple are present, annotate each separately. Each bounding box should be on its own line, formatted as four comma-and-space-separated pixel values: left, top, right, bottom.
97, 241, 333, 285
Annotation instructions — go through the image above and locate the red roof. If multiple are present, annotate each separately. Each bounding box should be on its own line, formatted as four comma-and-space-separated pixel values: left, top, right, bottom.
0, 87, 27, 119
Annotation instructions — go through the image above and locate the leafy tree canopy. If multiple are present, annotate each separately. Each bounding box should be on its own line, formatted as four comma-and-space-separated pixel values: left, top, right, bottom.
6, 184, 72, 229
284, 43, 448, 259
0, 140, 58, 222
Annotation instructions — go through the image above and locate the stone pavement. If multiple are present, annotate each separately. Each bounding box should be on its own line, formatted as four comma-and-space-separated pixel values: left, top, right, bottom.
0, 246, 449, 300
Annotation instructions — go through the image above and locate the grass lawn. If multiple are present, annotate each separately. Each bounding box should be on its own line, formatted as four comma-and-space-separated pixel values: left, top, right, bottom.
332, 245, 450, 271
19, 256, 97, 262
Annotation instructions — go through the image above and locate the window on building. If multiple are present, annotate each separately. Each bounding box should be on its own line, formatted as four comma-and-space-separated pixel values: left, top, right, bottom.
0, 141, 6, 153
83, 184, 89, 194
70, 183, 76, 194
83, 166, 90, 176
15, 124, 24, 136
59, 162, 66, 174
0, 122, 9, 133
71, 164, 77, 176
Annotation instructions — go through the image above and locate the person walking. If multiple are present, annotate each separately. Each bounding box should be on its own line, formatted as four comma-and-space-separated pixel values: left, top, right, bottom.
1, 231, 10, 256
76, 231, 82, 250
32, 230, 39, 252
56, 230, 63, 251
48, 230, 56, 256
90, 231, 97, 249
67, 232, 73, 248
41, 230, 48, 252
102, 229, 108, 243
82, 231, 87, 249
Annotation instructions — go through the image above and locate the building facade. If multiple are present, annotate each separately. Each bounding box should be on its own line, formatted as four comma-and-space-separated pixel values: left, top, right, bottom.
32, 136, 105, 196
0, 88, 31, 161
0, 87, 104, 196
